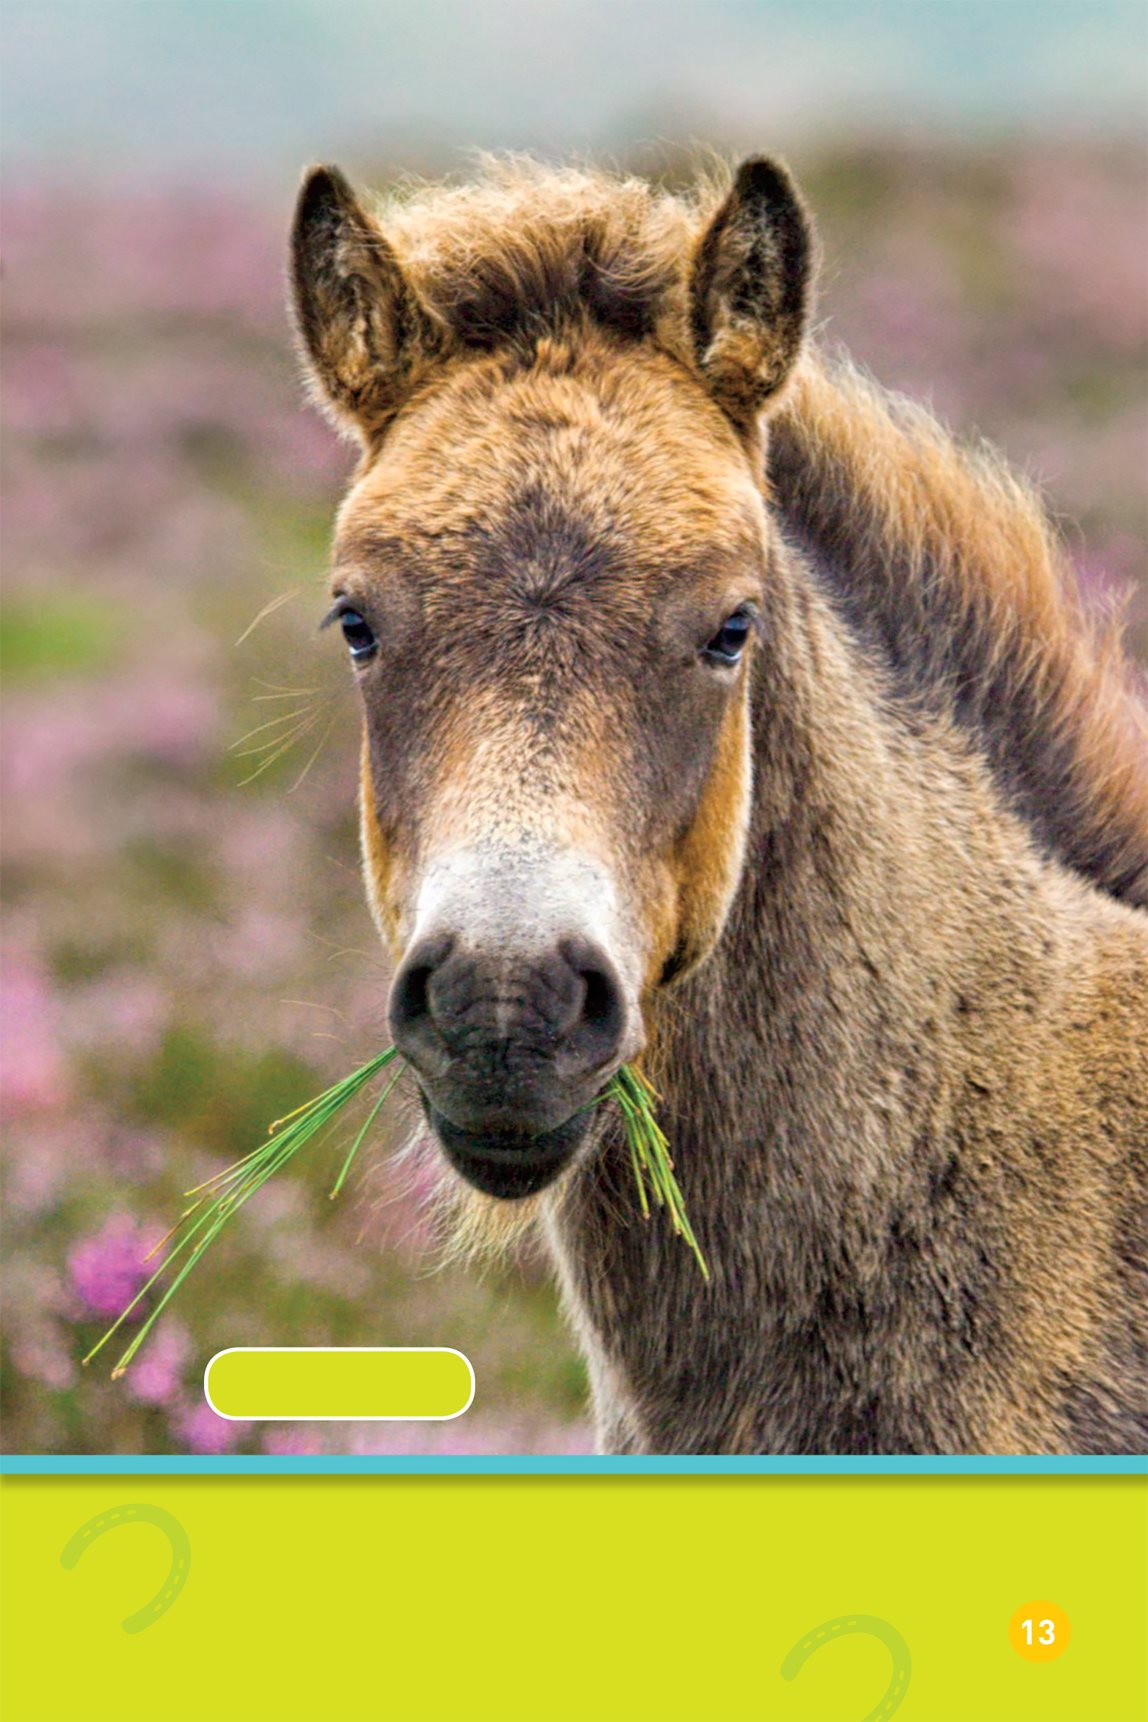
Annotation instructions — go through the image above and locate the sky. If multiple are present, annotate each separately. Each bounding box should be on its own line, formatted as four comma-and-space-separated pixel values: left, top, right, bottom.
3, 1, 1147, 185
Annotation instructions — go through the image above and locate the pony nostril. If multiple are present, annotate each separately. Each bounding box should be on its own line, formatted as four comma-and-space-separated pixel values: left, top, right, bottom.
582, 967, 618, 1032
391, 931, 626, 1086
560, 938, 625, 1069
394, 962, 432, 1024
388, 934, 455, 1071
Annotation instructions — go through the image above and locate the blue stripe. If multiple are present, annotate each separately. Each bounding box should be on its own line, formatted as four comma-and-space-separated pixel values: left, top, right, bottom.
1, 1455, 1144, 1476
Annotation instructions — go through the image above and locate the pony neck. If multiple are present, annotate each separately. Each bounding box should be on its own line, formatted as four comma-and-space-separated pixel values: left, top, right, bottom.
650, 537, 1053, 1210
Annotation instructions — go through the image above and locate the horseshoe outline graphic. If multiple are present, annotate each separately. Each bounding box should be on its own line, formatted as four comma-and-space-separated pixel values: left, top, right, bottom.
781, 1613, 911, 1722
60, 1503, 190, 1633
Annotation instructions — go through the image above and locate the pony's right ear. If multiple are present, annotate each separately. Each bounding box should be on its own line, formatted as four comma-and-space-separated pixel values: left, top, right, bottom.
290, 165, 442, 442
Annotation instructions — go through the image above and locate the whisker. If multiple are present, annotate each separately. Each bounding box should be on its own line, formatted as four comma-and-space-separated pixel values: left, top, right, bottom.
231, 705, 317, 752
306, 931, 387, 964
234, 589, 299, 647
252, 678, 323, 696
287, 708, 338, 793
236, 712, 322, 785
232, 719, 316, 762
322, 852, 362, 880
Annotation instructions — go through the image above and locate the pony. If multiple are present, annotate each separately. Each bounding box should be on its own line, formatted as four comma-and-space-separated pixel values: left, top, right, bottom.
289, 154, 1148, 1453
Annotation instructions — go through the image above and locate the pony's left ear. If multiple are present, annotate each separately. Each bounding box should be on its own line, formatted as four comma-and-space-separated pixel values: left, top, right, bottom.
690, 157, 814, 428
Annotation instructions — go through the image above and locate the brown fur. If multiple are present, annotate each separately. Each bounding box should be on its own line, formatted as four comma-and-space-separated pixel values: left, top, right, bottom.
291, 156, 1148, 1454
770, 360, 1148, 907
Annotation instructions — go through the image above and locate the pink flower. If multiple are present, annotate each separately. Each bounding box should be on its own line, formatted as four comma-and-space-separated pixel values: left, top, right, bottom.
172, 1400, 247, 1456
342, 1416, 594, 1457
3, 340, 85, 438
0, 945, 68, 1113
11, 1326, 76, 1392
261, 1426, 322, 1456
67, 1214, 155, 1320
122, 1321, 190, 1408
3, 1125, 72, 1217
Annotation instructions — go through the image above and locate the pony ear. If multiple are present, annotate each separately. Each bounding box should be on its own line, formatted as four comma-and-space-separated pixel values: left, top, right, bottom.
690, 157, 814, 428
290, 165, 442, 441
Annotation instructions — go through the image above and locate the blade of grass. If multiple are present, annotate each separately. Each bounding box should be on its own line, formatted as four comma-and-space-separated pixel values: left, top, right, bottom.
330, 1059, 405, 1199
605, 1066, 709, 1280
90, 1047, 706, 1379
85, 1048, 401, 1376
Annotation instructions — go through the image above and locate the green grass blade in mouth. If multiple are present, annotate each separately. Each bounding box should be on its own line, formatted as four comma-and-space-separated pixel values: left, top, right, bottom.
84, 1046, 402, 1378
329, 1059, 406, 1200
88, 1049, 706, 1378
604, 1065, 709, 1281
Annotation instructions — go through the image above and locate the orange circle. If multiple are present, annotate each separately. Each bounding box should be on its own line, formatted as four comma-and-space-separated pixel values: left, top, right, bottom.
1009, 1600, 1072, 1662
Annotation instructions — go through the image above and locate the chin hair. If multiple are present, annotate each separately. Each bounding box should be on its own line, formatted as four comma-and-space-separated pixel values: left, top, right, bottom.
392, 1116, 548, 1271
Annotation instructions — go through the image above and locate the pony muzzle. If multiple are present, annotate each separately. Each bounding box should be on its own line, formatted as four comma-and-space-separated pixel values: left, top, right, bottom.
387, 848, 643, 1196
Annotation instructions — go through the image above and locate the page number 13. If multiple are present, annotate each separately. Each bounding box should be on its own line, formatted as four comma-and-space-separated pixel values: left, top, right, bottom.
1009, 1599, 1071, 1662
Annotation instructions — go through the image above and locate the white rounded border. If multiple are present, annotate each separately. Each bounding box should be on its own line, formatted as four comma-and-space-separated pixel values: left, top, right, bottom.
203, 1346, 476, 1422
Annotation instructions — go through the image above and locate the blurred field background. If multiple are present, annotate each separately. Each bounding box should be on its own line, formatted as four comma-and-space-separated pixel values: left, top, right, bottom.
2, 1, 1145, 1455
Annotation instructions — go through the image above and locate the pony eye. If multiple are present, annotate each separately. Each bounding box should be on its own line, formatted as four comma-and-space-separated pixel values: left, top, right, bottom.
703, 607, 753, 667
338, 607, 378, 662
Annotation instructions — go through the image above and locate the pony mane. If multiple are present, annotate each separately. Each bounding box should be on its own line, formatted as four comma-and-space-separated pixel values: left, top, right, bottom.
770, 356, 1148, 908
375, 155, 717, 352
377, 159, 1148, 909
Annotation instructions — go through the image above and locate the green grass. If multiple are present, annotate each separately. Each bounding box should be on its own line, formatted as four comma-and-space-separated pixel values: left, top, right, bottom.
604, 1064, 708, 1280
0, 595, 123, 683
87, 1052, 707, 1379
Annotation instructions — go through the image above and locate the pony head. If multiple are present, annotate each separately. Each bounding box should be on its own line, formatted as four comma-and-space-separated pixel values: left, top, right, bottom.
290, 158, 813, 1198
